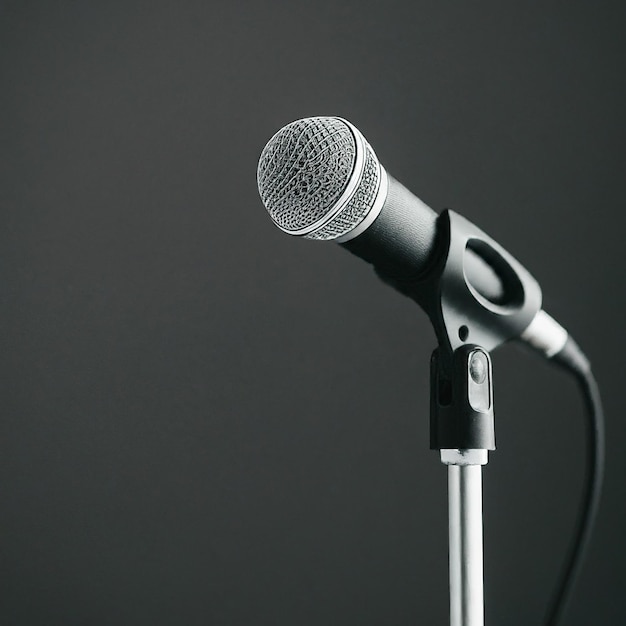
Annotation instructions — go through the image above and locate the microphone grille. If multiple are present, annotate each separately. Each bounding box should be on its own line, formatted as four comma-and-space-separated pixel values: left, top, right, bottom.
257, 116, 385, 241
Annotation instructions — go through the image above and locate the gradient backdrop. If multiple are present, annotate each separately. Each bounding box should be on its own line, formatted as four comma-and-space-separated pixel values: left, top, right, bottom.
1, 1, 624, 624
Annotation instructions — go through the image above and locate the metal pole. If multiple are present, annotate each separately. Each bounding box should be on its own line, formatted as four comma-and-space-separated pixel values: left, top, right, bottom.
442, 449, 488, 626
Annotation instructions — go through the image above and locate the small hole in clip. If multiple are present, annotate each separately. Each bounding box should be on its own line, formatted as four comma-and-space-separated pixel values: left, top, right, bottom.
458, 325, 469, 341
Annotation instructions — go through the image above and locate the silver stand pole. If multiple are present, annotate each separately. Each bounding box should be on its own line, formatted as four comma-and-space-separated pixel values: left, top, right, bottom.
441, 449, 489, 626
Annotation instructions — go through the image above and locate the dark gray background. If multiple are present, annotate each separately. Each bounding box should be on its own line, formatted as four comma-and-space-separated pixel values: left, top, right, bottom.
0, 1, 624, 624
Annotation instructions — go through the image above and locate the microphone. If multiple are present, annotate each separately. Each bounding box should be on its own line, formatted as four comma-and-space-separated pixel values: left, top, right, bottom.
257, 116, 570, 361
256, 117, 604, 626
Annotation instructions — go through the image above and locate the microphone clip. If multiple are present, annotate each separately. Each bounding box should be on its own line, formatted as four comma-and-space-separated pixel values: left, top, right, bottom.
430, 344, 495, 450
423, 209, 542, 364
419, 210, 542, 450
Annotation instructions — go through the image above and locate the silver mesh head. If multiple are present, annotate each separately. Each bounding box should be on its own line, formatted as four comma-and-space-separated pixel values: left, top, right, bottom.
257, 116, 387, 241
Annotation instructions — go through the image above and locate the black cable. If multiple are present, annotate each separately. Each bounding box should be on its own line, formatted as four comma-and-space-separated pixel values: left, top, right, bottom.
545, 337, 605, 626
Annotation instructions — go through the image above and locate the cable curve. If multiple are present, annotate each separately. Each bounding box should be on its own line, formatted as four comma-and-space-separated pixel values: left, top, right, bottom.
545, 338, 605, 626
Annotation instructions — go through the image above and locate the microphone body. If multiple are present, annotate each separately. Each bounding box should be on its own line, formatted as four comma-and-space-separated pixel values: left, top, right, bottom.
257, 116, 568, 359
341, 174, 505, 305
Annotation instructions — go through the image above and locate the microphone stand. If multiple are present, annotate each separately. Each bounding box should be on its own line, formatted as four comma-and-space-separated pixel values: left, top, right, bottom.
431, 345, 494, 626
444, 450, 487, 626
403, 210, 542, 625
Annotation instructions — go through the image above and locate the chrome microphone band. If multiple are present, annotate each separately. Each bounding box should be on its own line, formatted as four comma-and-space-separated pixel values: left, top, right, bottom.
335, 164, 387, 243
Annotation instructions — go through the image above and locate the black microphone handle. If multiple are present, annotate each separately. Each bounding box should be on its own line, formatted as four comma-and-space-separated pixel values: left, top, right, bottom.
341, 174, 505, 303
